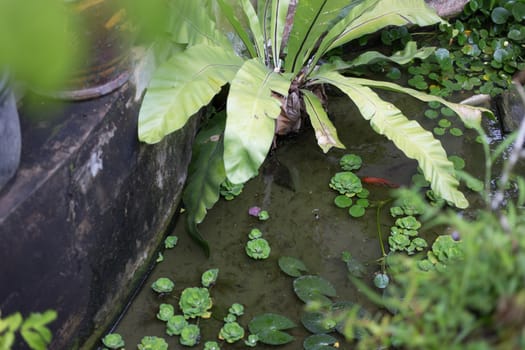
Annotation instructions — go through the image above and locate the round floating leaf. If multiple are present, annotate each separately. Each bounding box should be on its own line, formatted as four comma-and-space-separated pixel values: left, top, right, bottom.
278, 256, 309, 277
386, 67, 401, 80
428, 101, 441, 109
373, 273, 390, 289
450, 128, 463, 137
303, 334, 339, 350
491, 7, 510, 24
440, 107, 455, 117
424, 109, 439, 119
356, 188, 369, 199
356, 198, 369, 208
334, 195, 352, 208
512, 3, 525, 20
248, 313, 296, 345
348, 205, 365, 218
433, 127, 445, 136
293, 275, 336, 305
301, 312, 336, 334
438, 119, 451, 128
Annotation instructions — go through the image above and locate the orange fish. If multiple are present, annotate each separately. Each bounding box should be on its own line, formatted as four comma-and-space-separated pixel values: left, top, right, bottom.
361, 177, 399, 188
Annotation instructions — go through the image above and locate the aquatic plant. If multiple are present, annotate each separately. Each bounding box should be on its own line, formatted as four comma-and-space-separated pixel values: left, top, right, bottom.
151, 278, 175, 294
304, 334, 339, 350
137, 336, 168, 350
245, 238, 271, 260
339, 154, 362, 171
179, 324, 200, 346
201, 268, 219, 288
248, 228, 263, 240
203, 341, 221, 350
244, 334, 259, 347
219, 179, 244, 200
164, 236, 178, 249
101, 333, 125, 349
218, 321, 245, 343
341, 251, 366, 278
156, 304, 174, 322
248, 313, 296, 345
0, 310, 57, 350
140, 0, 490, 252
228, 303, 245, 317
278, 256, 309, 277
418, 234, 463, 272
329, 172, 362, 197
166, 315, 188, 336
179, 287, 213, 319
257, 210, 270, 221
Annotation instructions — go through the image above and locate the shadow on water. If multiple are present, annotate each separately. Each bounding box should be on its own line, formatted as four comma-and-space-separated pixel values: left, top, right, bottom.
111, 91, 511, 349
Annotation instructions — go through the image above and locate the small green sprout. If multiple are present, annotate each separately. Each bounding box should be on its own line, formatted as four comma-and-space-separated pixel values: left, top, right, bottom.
224, 314, 237, 323
245, 238, 271, 259
180, 324, 201, 346
164, 235, 178, 248
204, 341, 221, 350
156, 304, 174, 322
218, 321, 245, 343
151, 278, 175, 294
201, 268, 219, 288
339, 154, 362, 171
166, 315, 188, 336
102, 333, 125, 349
156, 252, 164, 263
329, 172, 363, 196
179, 287, 213, 319
137, 336, 168, 350
245, 334, 259, 347
258, 210, 270, 221
228, 303, 244, 316
248, 228, 263, 240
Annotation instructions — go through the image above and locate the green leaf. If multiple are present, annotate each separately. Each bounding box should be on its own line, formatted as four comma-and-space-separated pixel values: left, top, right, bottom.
20, 311, 57, 350
334, 195, 353, 208
217, 0, 257, 57
315, 0, 444, 66
183, 113, 227, 255
293, 275, 337, 305
240, 0, 266, 60
491, 7, 510, 24
248, 313, 296, 345
270, 0, 291, 68
304, 334, 339, 350
312, 71, 469, 208
301, 312, 336, 334
138, 45, 243, 144
224, 59, 291, 184
349, 205, 366, 218
278, 256, 309, 277
332, 41, 435, 70
302, 89, 345, 153
285, 0, 350, 73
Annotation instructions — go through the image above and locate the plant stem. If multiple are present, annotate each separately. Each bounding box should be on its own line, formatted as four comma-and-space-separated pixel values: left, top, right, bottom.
376, 199, 393, 258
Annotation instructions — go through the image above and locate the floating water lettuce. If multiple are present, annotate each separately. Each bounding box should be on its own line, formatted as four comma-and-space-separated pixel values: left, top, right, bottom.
137, 336, 168, 350
201, 268, 219, 288
203, 341, 220, 350
164, 235, 178, 248
156, 304, 174, 322
246, 238, 271, 260
329, 172, 362, 197
228, 303, 244, 316
151, 278, 175, 294
248, 228, 263, 240
245, 334, 259, 347
258, 210, 270, 221
179, 287, 213, 319
166, 315, 188, 336
102, 333, 125, 349
218, 321, 245, 343
339, 154, 362, 171
180, 324, 200, 346
220, 179, 243, 200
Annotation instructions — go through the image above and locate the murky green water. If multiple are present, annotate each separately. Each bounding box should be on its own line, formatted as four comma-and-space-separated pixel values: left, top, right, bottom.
109, 92, 510, 349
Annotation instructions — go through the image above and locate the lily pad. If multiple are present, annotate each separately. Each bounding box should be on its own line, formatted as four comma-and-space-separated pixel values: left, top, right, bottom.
278, 256, 309, 277
334, 195, 353, 208
301, 312, 336, 334
356, 198, 369, 208
424, 109, 439, 119
293, 275, 336, 306
356, 188, 369, 199
342, 252, 366, 278
303, 334, 339, 350
449, 127, 463, 136
448, 155, 465, 170
248, 313, 296, 345
348, 205, 365, 218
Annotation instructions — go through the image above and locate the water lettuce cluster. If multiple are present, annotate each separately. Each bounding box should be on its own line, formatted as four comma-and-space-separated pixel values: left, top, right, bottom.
179, 287, 213, 319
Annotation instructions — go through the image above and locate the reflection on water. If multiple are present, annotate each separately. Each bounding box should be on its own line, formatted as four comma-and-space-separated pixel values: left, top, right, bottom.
112, 93, 512, 349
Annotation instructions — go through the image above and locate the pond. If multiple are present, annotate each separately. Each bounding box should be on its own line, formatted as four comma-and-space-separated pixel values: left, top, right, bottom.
107, 91, 498, 349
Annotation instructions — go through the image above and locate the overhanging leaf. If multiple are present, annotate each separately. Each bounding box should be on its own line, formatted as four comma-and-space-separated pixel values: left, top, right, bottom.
302, 89, 345, 153
248, 313, 296, 345
240, 0, 266, 61
217, 0, 257, 57
224, 58, 291, 184
324, 41, 435, 71
138, 44, 243, 144
183, 113, 227, 254
312, 0, 444, 67
293, 275, 337, 305
313, 71, 469, 208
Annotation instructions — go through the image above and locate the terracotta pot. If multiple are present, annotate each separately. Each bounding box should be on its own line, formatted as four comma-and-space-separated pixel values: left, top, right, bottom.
43, 0, 133, 100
